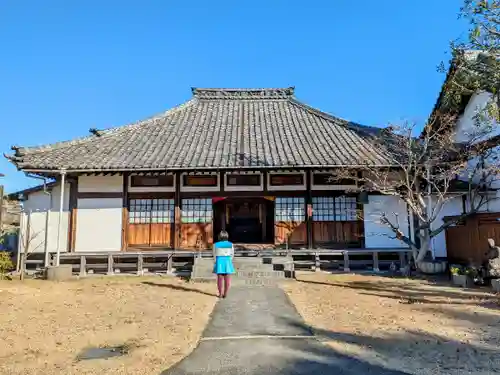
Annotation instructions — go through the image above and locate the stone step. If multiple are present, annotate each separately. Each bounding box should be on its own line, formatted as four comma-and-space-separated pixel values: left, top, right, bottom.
236, 270, 285, 278
235, 264, 274, 271
193, 264, 275, 273
192, 277, 281, 286
233, 278, 281, 286
191, 271, 290, 280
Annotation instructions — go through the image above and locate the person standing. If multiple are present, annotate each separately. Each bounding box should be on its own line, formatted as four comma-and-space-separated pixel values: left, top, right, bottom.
213, 230, 235, 298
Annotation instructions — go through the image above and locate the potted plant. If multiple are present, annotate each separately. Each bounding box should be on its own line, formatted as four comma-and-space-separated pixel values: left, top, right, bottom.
450, 265, 475, 288
418, 259, 448, 274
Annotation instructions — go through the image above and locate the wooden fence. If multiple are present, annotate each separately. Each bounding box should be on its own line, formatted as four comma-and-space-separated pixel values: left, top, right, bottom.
445, 212, 500, 264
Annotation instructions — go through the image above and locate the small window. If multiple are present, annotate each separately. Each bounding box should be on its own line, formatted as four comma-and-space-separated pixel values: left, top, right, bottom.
129, 199, 175, 223
131, 175, 174, 187
270, 174, 304, 186
313, 173, 356, 186
312, 196, 357, 221
183, 175, 218, 187
275, 197, 305, 222
181, 198, 212, 223
227, 174, 261, 186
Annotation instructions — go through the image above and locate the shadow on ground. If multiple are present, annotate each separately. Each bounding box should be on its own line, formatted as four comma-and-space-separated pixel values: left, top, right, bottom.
277, 317, 500, 374
141, 281, 218, 297
162, 313, 500, 375
160, 280, 500, 374
296, 276, 499, 309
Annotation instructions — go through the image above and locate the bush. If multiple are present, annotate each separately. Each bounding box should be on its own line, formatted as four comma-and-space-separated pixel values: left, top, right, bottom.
0, 251, 14, 279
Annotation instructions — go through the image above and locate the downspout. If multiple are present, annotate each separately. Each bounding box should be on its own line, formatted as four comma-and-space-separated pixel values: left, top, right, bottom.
56, 170, 66, 266
24, 173, 52, 267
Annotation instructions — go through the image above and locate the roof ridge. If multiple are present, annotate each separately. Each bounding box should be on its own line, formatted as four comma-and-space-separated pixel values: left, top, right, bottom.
192, 87, 295, 100
11, 99, 196, 157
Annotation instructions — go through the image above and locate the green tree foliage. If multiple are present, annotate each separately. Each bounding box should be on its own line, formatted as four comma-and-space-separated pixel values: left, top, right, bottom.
443, 1, 500, 120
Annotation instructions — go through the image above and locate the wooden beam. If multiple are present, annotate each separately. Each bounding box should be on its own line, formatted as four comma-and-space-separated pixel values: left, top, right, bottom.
67, 178, 78, 252
357, 200, 365, 248
173, 172, 181, 249
77, 192, 123, 199
306, 171, 313, 249
121, 172, 129, 251
128, 192, 175, 199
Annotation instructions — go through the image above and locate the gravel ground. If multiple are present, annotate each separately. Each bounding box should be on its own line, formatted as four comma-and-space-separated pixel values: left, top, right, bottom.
0, 276, 217, 375
282, 273, 500, 375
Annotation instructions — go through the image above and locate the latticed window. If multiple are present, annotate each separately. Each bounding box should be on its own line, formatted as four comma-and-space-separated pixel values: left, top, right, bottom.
129, 199, 174, 224
181, 198, 212, 223
275, 197, 305, 222
312, 196, 357, 221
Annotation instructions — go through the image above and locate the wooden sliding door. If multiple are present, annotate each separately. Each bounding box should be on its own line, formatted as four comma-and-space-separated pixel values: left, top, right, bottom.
274, 197, 307, 246
180, 198, 213, 249
312, 196, 363, 248
128, 198, 174, 247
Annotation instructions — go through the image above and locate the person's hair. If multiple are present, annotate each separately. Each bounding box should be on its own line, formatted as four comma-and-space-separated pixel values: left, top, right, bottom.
218, 230, 229, 241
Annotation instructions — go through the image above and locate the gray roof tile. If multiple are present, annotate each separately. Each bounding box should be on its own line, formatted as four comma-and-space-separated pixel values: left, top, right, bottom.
7, 88, 392, 171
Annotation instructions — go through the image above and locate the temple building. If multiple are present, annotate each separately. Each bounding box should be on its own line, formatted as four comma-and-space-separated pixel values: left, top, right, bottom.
7, 87, 411, 257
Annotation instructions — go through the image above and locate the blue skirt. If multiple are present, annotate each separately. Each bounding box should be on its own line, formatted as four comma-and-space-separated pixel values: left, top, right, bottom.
213, 256, 235, 275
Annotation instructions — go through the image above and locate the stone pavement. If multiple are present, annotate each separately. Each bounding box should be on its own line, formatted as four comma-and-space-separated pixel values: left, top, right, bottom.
161, 286, 410, 375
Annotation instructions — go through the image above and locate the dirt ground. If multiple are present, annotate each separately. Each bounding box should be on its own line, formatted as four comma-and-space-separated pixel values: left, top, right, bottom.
283, 273, 500, 375
0, 276, 218, 375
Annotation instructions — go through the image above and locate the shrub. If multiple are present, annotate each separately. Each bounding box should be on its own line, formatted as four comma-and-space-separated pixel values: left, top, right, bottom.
0, 251, 14, 279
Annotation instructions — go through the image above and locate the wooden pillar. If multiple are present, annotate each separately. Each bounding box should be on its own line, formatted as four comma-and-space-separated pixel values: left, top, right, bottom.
306, 170, 313, 249
121, 172, 129, 251
67, 177, 78, 252
173, 172, 181, 249
220, 171, 226, 232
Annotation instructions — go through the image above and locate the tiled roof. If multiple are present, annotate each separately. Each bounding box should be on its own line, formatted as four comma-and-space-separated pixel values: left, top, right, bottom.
7, 87, 393, 171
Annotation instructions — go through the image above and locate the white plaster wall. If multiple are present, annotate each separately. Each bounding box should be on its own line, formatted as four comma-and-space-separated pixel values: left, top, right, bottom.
363, 195, 410, 248
430, 196, 463, 258
75, 198, 123, 252
455, 91, 499, 143
20, 183, 70, 253
78, 175, 123, 193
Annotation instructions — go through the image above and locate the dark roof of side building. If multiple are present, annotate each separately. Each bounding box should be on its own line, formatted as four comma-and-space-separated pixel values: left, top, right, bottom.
6, 87, 393, 171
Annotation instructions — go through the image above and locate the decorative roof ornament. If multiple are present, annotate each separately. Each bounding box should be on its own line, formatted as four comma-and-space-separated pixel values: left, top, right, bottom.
89, 128, 103, 137
192, 87, 295, 100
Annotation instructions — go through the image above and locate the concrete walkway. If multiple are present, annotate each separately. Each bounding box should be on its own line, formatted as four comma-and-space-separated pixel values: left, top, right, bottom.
161, 286, 410, 375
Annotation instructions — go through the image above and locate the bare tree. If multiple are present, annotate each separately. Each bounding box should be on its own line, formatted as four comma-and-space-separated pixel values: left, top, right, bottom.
17, 210, 44, 280
333, 1, 499, 267
333, 116, 498, 266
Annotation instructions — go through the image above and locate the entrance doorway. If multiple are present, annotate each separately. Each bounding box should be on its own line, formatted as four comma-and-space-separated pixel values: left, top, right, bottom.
213, 198, 274, 243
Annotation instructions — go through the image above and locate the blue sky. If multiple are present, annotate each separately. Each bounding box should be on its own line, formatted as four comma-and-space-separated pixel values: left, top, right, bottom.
0, 0, 468, 193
